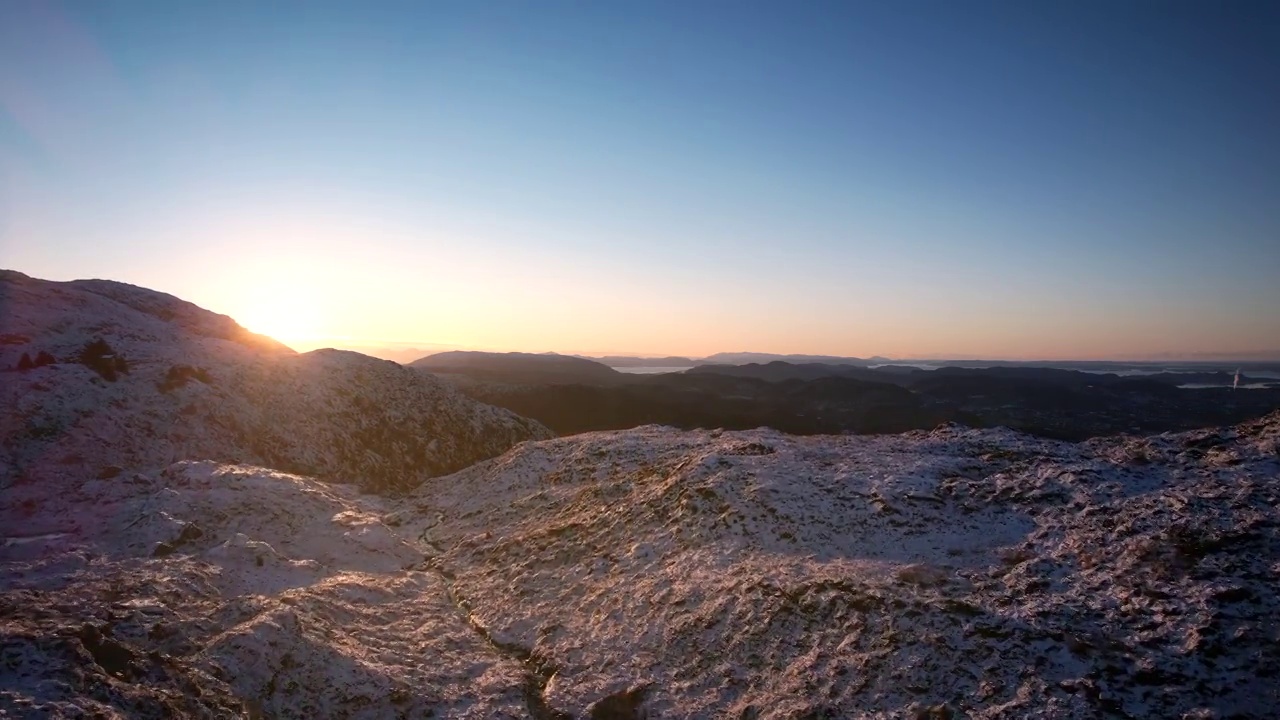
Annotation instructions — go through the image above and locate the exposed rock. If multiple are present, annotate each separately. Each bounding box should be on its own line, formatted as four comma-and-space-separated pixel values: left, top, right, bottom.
588, 684, 650, 719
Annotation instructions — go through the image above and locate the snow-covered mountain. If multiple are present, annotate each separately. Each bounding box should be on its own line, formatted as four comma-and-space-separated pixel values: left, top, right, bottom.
4, 409, 1277, 718
0, 270, 551, 495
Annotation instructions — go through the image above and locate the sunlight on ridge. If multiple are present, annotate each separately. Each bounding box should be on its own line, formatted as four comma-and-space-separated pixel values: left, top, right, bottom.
236, 285, 326, 346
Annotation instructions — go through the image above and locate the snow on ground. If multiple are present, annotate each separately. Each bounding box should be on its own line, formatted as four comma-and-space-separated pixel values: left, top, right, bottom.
4, 413, 1278, 718
1, 462, 529, 719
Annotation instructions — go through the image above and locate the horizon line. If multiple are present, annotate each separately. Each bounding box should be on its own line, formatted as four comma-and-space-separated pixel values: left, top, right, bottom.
285, 339, 1280, 365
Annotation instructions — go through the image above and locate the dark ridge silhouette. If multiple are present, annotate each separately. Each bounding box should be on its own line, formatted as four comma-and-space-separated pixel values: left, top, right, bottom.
411, 351, 624, 384
686, 361, 895, 383
585, 355, 697, 367
427, 360, 1280, 442
699, 352, 871, 366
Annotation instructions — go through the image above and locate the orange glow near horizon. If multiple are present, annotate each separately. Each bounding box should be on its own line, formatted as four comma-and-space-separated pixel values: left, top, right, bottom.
236, 293, 325, 345
17, 202, 1274, 364
171, 213, 1276, 363
3, 2, 1279, 367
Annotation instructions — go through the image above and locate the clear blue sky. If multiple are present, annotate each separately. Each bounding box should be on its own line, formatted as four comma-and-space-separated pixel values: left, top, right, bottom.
2, 0, 1277, 358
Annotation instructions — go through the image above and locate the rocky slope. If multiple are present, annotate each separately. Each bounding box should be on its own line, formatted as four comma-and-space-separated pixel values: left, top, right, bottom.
0, 270, 551, 495
4, 411, 1277, 718
1, 462, 530, 718
404, 414, 1280, 718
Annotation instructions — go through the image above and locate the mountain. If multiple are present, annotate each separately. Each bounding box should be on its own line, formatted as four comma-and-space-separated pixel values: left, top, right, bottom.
335, 344, 466, 365
1142, 371, 1279, 387
913, 359, 1280, 374
586, 355, 697, 368
700, 352, 871, 366
0, 270, 550, 495
689, 361, 1279, 389
687, 360, 894, 383
411, 350, 622, 384
455, 361, 1280, 441
5, 413, 1278, 717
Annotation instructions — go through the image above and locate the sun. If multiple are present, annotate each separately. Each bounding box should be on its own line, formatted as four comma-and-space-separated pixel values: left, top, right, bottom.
236, 290, 325, 346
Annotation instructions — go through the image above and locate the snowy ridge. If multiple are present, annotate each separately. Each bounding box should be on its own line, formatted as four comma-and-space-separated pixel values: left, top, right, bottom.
4, 412, 1278, 718
0, 270, 552, 495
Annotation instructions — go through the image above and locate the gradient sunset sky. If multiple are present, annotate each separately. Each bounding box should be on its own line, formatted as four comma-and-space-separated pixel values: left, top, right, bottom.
2, 0, 1277, 359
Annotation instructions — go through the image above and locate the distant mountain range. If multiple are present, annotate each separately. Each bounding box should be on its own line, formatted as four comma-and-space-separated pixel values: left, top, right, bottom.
685, 361, 1280, 387
410, 350, 1280, 383
565, 352, 884, 367
532, 351, 1280, 370
699, 352, 883, 366
412, 352, 1280, 441
584, 355, 698, 367
412, 351, 624, 384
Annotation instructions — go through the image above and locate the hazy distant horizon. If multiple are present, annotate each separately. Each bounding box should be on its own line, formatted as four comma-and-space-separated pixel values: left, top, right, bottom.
5, 264, 1279, 365
288, 337, 1280, 366
3, 2, 1277, 358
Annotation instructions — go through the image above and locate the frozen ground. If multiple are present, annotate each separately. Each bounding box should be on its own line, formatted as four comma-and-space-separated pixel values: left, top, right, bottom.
4, 413, 1278, 718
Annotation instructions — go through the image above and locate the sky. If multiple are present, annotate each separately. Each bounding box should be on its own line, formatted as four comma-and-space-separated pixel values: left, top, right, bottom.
2, 0, 1278, 360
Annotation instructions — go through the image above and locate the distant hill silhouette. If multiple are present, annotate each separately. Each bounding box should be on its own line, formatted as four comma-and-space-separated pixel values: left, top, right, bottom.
586, 355, 696, 367
442, 359, 1280, 441
700, 352, 871, 366
687, 361, 893, 383
411, 351, 623, 384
